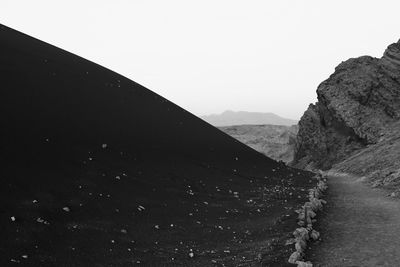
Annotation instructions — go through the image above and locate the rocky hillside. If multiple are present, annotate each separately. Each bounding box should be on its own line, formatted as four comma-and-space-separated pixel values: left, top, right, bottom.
293, 39, 400, 188
219, 125, 298, 163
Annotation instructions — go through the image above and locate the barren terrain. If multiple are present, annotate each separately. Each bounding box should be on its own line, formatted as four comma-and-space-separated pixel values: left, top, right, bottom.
219, 125, 297, 163
0, 24, 313, 266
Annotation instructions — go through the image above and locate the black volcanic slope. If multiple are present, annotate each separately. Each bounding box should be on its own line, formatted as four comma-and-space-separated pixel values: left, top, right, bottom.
0, 24, 313, 266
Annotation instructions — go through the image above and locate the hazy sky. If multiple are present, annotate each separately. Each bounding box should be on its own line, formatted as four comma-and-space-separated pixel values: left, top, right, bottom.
1, 1, 400, 119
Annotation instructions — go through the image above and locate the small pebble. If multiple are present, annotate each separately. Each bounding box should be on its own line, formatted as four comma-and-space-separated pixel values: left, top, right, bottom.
63, 207, 70, 212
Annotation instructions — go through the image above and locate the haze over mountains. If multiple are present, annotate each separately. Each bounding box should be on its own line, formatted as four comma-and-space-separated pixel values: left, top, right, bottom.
0, 24, 314, 266
201, 110, 297, 127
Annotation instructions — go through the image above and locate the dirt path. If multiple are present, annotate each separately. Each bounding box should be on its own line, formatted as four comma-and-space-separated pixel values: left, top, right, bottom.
308, 173, 400, 267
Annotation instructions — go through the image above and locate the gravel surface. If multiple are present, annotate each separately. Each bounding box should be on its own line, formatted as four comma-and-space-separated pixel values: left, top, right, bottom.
308, 173, 400, 266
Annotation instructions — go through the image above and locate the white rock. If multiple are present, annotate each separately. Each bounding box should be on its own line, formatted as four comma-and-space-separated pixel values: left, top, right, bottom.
293, 227, 309, 240
295, 239, 307, 253
307, 210, 317, 219
310, 230, 320, 240
288, 251, 301, 264
63, 207, 70, 212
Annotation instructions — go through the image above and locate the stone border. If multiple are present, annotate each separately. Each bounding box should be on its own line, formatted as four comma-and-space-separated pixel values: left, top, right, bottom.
287, 172, 328, 266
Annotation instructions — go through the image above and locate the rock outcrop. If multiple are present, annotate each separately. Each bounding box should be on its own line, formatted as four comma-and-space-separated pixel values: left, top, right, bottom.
293, 39, 400, 171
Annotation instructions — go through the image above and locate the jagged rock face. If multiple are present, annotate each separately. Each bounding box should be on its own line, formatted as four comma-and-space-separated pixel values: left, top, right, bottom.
293, 40, 400, 170
382, 41, 400, 68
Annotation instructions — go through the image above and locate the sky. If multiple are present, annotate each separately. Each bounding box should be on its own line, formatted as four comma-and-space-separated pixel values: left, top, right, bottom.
1, 1, 400, 120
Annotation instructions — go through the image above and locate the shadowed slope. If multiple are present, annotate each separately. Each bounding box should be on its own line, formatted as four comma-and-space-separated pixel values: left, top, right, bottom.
0, 24, 271, 164
0, 24, 312, 266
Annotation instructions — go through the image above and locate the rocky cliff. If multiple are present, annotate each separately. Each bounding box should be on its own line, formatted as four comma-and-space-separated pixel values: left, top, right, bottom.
293, 39, 400, 174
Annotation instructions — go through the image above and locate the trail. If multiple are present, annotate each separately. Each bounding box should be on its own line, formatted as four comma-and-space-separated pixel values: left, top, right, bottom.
308, 173, 400, 267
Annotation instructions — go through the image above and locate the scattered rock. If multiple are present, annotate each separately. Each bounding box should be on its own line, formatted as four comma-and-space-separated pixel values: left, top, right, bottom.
288, 251, 302, 264
285, 238, 296, 246
295, 239, 307, 253
310, 230, 320, 241
62, 207, 70, 212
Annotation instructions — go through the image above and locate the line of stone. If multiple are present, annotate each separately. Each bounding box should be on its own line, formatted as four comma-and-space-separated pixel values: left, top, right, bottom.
287, 172, 328, 267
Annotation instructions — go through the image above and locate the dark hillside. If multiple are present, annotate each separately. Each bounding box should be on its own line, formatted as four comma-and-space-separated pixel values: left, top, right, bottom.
0, 24, 312, 266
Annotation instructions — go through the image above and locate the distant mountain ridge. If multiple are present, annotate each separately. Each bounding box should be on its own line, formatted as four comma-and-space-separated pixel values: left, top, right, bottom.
201, 110, 297, 126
